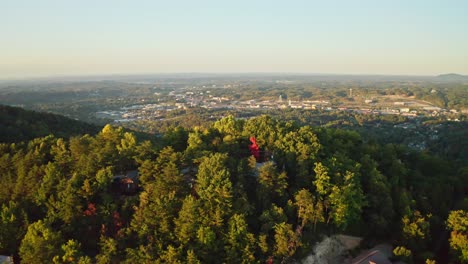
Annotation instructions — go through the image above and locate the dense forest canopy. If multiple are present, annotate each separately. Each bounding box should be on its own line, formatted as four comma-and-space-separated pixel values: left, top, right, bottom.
0, 105, 100, 142
0, 114, 466, 263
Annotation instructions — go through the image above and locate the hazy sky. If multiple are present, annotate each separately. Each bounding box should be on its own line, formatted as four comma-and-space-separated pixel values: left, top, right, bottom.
1, 0, 467, 78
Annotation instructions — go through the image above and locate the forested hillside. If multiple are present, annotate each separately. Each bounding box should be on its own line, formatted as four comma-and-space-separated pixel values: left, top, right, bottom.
0, 105, 100, 143
0, 116, 466, 263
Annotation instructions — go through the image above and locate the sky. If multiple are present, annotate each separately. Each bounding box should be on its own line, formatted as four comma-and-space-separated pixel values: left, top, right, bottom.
1, 0, 468, 79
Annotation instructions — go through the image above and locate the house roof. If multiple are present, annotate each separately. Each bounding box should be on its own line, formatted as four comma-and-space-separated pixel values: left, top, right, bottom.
351, 244, 393, 264
126, 170, 138, 179
113, 170, 139, 180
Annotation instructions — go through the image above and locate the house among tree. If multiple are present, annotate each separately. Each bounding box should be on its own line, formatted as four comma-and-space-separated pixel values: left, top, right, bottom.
248, 136, 276, 177
249, 136, 273, 163
112, 170, 139, 195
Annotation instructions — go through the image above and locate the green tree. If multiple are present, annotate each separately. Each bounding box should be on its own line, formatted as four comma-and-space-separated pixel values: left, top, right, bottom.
447, 210, 468, 262
163, 126, 189, 152
360, 155, 394, 236
196, 226, 219, 261
402, 211, 431, 240
157, 245, 183, 264
186, 130, 208, 157
195, 153, 233, 227
294, 189, 324, 232
53, 239, 91, 264
273, 222, 300, 260
52, 173, 84, 224
19, 220, 63, 264
116, 132, 137, 170
0, 201, 28, 259
224, 214, 257, 263
259, 204, 288, 234
258, 162, 288, 195
174, 195, 201, 247
329, 171, 365, 230
275, 126, 321, 189
313, 162, 331, 197
139, 146, 188, 198
133, 140, 158, 165
393, 246, 412, 263
257, 162, 288, 210
213, 115, 244, 139
242, 115, 279, 148
95, 236, 119, 264
35, 162, 65, 208
50, 138, 72, 169
186, 249, 201, 264
129, 189, 179, 255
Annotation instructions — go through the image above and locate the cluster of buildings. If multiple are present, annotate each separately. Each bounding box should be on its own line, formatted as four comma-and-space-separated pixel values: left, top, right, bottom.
95, 90, 462, 123
236, 98, 330, 110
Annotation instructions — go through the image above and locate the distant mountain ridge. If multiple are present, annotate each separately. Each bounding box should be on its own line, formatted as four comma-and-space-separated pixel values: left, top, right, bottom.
0, 104, 100, 143
435, 73, 468, 81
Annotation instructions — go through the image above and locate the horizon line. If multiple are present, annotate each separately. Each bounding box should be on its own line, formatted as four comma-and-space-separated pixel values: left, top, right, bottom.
1, 71, 466, 82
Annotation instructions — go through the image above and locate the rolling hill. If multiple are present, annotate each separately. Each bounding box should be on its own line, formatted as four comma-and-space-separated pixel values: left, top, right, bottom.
0, 104, 100, 142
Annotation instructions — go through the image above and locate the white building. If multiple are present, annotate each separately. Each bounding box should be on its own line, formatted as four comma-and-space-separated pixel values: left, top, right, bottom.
400, 108, 410, 113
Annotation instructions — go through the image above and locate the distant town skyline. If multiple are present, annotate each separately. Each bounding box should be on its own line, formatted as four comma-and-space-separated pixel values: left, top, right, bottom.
1, 0, 467, 79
